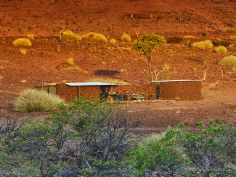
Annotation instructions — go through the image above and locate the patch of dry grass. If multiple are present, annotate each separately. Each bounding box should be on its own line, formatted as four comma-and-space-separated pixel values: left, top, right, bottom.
15, 89, 64, 112
192, 40, 213, 49
13, 38, 32, 47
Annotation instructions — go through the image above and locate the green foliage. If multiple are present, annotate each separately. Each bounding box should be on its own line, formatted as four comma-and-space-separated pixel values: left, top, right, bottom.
214, 45, 228, 54
127, 122, 236, 176
1, 100, 136, 176
192, 40, 213, 49
121, 33, 132, 42
14, 89, 64, 112
132, 34, 166, 54
13, 38, 32, 48
219, 55, 236, 68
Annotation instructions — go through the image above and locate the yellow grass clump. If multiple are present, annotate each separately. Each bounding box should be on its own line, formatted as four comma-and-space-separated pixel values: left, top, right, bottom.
60, 30, 82, 41
214, 45, 227, 54
92, 33, 107, 42
109, 38, 117, 45
121, 33, 132, 42
66, 57, 74, 65
191, 40, 213, 49
219, 55, 236, 68
13, 38, 32, 47
15, 89, 64, 112
19, 48, 28, 55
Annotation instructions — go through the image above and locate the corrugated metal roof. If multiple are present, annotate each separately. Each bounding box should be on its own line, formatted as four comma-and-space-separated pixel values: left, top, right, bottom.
65, 82, 116, 87
152, 80, 202, 83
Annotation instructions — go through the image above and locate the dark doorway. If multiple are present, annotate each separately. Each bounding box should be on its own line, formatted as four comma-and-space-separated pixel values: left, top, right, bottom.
100, 86, 109, 100
156, 85, 160, 99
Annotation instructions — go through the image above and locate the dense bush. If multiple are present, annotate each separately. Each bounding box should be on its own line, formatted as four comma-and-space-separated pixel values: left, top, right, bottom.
214, 45, 228, 54
192, 40, 213, 49
121, 33, 132, 42
13, 38, 32, 47
1, 100, 138, 177
127, 122, 236, 176
14, 89, 64, 112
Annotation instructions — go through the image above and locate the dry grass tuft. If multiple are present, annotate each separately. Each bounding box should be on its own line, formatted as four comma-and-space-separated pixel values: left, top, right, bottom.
92, 33, 107, 42
109, 38, 117, 45
65, 57, 75, 65
214, 45, 227, 54
192, 40, 213, 49
121, 33, 132, 42
19, 48, 28, 55
15, 89, 64, 112
60, 30, 82, 41
13, 38, 32, 47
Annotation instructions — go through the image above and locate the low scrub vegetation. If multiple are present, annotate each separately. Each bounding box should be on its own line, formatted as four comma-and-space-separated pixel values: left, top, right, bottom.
19, 48, 28, 55
219, 55, 236, 77
60, 30, 82, 41
121, 32, 132, 42
0, 100, 139, 176
214, 45, 227, 54
109, 38, 117, 45
127, 122, 236, 176
14, 89, 64, 112
13, 38, 32, 47
191, 40, 213, 49
1, 107, 235, 177
219, 55, 236, 68
92, 33, 107, 42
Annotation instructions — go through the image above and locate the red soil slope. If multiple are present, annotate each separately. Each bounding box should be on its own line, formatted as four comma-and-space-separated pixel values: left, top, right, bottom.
0, 0, 235, 37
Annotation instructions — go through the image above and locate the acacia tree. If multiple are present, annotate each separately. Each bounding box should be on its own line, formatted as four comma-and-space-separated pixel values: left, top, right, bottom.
132, 34, 166, 81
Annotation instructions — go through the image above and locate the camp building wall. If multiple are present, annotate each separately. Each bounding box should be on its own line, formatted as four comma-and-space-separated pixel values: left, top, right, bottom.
159, 81, 201, 100
56, 84, 101, 102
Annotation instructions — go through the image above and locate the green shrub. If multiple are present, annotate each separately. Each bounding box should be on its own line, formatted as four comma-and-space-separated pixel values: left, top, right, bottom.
214, 45, 227, 54
219, 55, 236, 68
13, 38, 32, 47
127, 122, 236, 176
14, 89, 64, 112
121, 33, 132, 42
191, 40, 213, 49
60, 30, 82, 41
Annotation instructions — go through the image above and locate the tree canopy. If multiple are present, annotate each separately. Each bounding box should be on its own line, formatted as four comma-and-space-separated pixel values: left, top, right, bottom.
132, 34, 166, 54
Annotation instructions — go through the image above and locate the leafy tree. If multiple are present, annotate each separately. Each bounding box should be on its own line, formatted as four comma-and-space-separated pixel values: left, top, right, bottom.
132, 34, 166, 81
